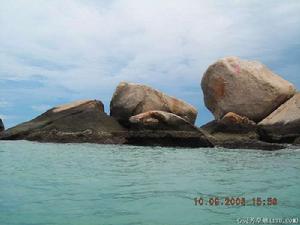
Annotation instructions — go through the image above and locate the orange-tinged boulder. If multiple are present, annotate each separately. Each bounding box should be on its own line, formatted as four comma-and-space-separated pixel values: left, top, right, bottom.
201, 56, 296, 122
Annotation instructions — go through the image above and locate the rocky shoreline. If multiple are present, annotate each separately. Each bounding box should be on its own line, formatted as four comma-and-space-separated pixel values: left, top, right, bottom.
1, 57, 299, 150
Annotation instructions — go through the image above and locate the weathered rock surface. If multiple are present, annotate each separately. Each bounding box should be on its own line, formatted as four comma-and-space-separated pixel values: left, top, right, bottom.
201, 112, 286, 150
0, 100, 212, 148
129, 110, 199, 131
0, 100, 127, 143
0, 118, 4, 132
125, 130, 213, 148
110, 82, 197, 126
201, 57, 296, 122
126, 110, 213, 147
259, 93, 300, 143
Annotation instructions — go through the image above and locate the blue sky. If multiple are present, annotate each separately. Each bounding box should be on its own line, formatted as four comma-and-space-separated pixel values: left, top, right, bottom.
0, 0, 299, 128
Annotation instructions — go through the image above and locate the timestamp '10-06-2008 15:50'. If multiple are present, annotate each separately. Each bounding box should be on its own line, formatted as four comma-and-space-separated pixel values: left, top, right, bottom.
194, 197, 278, 206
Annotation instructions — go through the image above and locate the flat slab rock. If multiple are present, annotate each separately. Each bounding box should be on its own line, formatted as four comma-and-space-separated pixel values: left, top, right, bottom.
259, 93, 300, 143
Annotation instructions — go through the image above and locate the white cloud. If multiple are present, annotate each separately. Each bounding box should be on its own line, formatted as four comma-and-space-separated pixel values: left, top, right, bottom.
0, 0, 299, 118
0, 0, 300, 90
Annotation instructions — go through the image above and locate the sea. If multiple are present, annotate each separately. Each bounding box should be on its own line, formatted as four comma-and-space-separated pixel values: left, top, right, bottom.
0, 141, 299, 225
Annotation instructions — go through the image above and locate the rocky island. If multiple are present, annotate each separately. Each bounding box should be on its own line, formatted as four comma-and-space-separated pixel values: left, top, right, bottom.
1, 56, 299, 150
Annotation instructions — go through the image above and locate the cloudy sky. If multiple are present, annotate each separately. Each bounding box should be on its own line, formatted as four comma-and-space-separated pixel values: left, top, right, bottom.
0, 0, 299, 128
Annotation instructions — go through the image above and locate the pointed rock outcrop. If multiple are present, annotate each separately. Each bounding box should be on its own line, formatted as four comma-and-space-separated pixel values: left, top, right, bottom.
0, 100, 126, 143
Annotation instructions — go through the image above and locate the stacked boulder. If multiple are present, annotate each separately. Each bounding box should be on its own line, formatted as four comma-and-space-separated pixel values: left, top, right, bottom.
110, 82, 212, 147
201, 56, 295, 122
201, 56, 298, 149
110, 82, 197, 126
0, 83, 213, 148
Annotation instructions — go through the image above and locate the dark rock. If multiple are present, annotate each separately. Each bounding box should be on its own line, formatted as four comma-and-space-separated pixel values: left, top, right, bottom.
0, 100, 126, 143
124, 130, 213, 148
0, 118, 4, 132
259, 93, 300, 143
214, 139, 286, 151
294, 137, 300, 145
125, 110, 213, 148
110, 82, 197, 126
0, 100, 213, 148
201, 56, 295, 122
202, 112, 257, 134
201, 112, 286, 150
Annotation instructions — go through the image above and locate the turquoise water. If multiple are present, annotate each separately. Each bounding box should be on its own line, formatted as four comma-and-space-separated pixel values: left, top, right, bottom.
0, 141, 299, 225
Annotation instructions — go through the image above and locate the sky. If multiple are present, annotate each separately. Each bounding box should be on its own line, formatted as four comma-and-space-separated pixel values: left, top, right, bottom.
0, 0, 299, 128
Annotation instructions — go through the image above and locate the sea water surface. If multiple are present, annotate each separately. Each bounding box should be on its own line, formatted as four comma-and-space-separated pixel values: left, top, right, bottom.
0, 141, 299, 225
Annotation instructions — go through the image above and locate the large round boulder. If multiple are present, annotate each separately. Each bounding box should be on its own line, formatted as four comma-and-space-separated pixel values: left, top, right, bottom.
110, 82, 197, 126
201, 57, 296, 122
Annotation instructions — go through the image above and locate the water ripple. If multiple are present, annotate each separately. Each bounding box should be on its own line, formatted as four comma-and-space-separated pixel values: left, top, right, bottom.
0, 141, 299, 225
